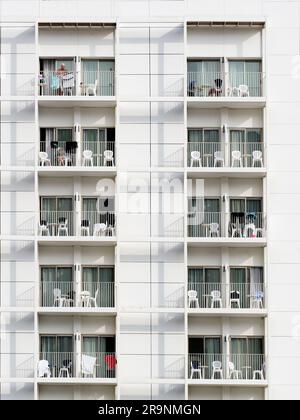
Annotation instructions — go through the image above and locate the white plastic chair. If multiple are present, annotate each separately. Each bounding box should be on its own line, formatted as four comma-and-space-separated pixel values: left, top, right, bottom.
210, 290, 222, 308
211, 361, 223, 379
93, 223, 107, 236
209, 223, 220, 237
229, 290, 240, 308
85, 79, 98, 96
82, 150, 93, 166
190, 360, 202, 379
53, 288, 66, 307
59, 360, 72, 378
37, 360, 51, 378
57, 218, 68, 236
231, 150, 243, 167
190, 151, 201, 167
187, 290, 199, 308
252, 150, 263, 167
103, 150, 114, 166
39, 221, 50, 236
213, 151, 224, 167
39, 152, 51, 166
228, 362, 242, 379
251, 291, 264, 308
88, 289, 99, 308
238, 84, 250, 97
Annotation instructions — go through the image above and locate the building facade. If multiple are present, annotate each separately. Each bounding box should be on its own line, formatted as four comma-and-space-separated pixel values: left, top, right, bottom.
0, 0, 299, 400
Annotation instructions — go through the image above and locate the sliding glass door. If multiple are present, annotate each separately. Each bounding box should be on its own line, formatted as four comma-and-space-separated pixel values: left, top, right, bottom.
82, 336, 116, 378
189, 336, 222, 378
188, 129, 221, 166
228, 60, 261, 96
40, 335, 74, 377
82, 266, 115, 307
230, 337, 264, 378
81, 60, 115, 95
40, 266, 74, 307
188, 197, 220, 237
40, 196, 73, 235
188, 60, 221, 96
230, 267, 263, 308
188, 268, 221, 307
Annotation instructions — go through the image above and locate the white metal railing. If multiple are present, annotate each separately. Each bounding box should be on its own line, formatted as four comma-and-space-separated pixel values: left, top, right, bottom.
82, 141, 115, 166
37, 352, 116, 379
80, 352, 116, 378
187, 282, 265, 309
187, 142, 265, 168
187, 212, 266, 238
39, 141, 77, 166
38, 352, 75, 378
39, 141, 115, 167
189, 353, 265, 380
80, 71, 115, 96
187, 72, 263, 97
39, 211, 74, 236
80, 211, 116, 236
188, 72, 224, 97
38, 70, 115, 96
38, 71, 76, 96
40, 281, 115, 308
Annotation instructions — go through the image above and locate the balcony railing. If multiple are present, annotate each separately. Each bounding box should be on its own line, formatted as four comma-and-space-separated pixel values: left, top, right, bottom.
40, 281, 115, 308
189, 353, 265, 380
38, 71, 115, 96
187, 72, 263, 97
187, 282, 265, 309
39, 141, 115, 167
187, 212, 266, 238
80, 211, 116, 236
38, 352, 116, 378
39, 211, 75, 236
187, 142, 265, 168
81, 71, 115, 96
38, 211, 116, 237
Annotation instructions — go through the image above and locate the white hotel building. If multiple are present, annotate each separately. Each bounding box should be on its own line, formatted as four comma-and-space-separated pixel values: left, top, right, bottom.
0, 0, 299, 401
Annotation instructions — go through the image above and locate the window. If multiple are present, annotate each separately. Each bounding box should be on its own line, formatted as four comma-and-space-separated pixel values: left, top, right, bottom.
81, 60, 115, 95
82, 266, 115, 307
228, 60, 262, 96
40, 266, 73, 306
188, 197, 220, 237
230, 267, 264, 308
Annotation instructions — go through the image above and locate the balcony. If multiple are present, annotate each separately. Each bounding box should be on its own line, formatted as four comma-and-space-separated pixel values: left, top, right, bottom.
39, 141, 115, 170
187, 72, 263, 97
187, 212, 266, 241
187, 142, 265, 175
38, 352, 116, 381
40, 281, 115, 310
38, 211, 116, 243
188, 353, 266, 383
187, 282, 265, 314
187, 72, 265, 109
38, 70, 115, 97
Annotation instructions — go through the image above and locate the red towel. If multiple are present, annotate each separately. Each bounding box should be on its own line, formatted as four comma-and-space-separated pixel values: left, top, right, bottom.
105, 355, 117, 369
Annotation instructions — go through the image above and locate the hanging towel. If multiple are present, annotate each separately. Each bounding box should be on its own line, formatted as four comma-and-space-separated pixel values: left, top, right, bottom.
50, 74, 60, 90
81, 354, 96, 375
105, 354, 117, 369
62, 73, 75, 89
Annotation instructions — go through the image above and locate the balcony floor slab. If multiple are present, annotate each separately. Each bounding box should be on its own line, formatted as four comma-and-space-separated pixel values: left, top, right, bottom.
187, 308, 267, 317
187, 379, 267, 387
187, 97, 266, 109
38, 167, 116, 177
38, 307, 117, 316
187, 238, 267, 247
